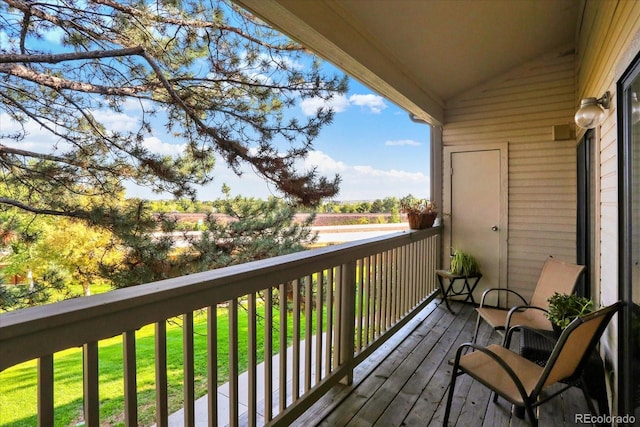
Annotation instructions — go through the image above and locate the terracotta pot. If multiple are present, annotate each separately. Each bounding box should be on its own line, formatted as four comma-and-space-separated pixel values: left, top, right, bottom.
407, 212, 437, 229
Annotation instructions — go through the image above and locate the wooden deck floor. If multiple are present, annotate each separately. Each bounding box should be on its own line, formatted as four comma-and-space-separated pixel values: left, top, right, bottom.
292, 300, 595, 427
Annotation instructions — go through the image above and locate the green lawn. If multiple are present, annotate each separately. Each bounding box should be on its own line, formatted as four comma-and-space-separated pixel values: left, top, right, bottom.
0, 301, 324, 426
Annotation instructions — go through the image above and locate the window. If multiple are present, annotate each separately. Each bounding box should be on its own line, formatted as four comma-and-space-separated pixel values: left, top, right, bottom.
618, 52, 640, 419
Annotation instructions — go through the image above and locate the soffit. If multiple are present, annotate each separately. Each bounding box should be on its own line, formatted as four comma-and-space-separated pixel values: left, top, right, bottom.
233, 0, 579, 126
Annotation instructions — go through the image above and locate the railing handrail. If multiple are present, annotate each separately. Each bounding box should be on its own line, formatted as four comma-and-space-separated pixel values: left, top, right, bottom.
0, 227, 441, 372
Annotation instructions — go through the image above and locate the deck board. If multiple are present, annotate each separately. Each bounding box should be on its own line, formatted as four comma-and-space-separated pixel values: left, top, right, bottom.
293, 300, 596, 427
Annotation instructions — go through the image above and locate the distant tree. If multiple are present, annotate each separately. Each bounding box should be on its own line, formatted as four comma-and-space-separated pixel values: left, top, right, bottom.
382, 196, 399, 212
0, 0, 346, 233
104, 186, 317, 288
370, 199, 384, 213
356, 201, 372, 213
0, 208, 122, 308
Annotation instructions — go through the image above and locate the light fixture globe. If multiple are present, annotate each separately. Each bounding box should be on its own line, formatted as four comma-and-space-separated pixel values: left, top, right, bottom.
574, 98, 605, 128
574, 91, 611, 129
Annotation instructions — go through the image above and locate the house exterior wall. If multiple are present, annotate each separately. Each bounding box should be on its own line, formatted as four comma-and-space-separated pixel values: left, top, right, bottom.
441, 45, 577, 304
577, 0, 640, 306
576, 0, 640, 415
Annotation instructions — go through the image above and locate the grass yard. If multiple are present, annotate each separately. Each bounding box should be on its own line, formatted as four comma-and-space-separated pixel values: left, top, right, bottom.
0, 300, 323, 426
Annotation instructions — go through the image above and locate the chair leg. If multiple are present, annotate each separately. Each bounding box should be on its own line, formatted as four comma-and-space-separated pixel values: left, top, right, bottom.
524, 402, 538, 427
443, 370, 459, 426
472, 313, 482, 343
579, 376, 600, 422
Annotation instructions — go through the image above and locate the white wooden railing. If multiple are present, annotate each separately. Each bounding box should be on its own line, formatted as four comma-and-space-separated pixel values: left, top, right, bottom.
0, 227, 442, 426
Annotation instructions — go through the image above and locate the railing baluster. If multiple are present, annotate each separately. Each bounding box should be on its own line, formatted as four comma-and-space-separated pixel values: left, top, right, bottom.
183, 312, 195, 426
410, 242, 417, 306
278, 282, 287, 413
264, 287, 273, 422
83, 341, 99, 427
406, 244, 412, 309
418, 241, 423, 301
379, 251, 386, 333
363, 256, 371, 347
325, 268, 334, 374
229, 299, 239, 427
399, 245, 406, 315
248, 293, 257, 427
155, 321, 168, 427
421, 238, 427, 297
292, 279, 300, 400
315, 271, 324, 384
356, 258, 364, 352
304, 275, 313, 392
333, 265, 342, 372
123, 330, 137, 426
422, 238, 428, 295
388, 250, 394, 326
37, 354, 53, 427
391, 249, 398, 324
207, 306, 218, 427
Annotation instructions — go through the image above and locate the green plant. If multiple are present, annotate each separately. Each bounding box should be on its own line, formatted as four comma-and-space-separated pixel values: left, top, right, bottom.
449, 249, 480, 276
546, 292, 594, 329
399, 197, 437, 215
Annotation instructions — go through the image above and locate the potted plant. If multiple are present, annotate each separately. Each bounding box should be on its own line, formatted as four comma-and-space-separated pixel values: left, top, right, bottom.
400, 197, 437, 229
449, 248, 480, 276
546, 292, 594, 335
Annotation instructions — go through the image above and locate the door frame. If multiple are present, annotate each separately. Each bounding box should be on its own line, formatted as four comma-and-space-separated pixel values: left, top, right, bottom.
443, 143, 509, 300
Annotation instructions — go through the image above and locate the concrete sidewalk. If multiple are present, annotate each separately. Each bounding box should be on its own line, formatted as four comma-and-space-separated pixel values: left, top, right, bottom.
163, 334, 328, 427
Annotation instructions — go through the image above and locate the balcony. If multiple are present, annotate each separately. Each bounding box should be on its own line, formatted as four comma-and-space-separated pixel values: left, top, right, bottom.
291, 301, 591, 427
0, 227, 591, 426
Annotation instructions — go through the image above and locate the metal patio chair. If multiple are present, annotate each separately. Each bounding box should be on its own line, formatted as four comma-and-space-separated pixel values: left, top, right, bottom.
443, 301, 623, 427
472, 257, 585, 343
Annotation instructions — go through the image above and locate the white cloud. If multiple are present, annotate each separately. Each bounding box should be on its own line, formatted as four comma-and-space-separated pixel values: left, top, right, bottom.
90, 109, 139, 132
293, 150, 428, 200
142, 137, 186, 156
385, 139, 422, 147
303, 150, 347, 172
348, 94, 387, 114
299, 93, 387, 116
352, 165, 426, 181
43, 28, 65, 44
300, 94, 350, 116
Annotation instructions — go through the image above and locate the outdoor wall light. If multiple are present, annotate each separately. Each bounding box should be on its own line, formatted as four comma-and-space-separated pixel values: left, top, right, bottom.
574, 91, 611, 129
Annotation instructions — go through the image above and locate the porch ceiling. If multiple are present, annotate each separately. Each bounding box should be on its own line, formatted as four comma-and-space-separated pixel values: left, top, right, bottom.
233, 0, 579, 125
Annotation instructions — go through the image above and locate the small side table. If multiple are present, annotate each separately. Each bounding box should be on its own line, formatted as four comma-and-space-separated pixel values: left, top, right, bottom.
435, 270, 482, 314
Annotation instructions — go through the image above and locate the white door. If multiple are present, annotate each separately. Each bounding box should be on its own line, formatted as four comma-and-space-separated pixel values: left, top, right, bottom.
446, 146, 507, 305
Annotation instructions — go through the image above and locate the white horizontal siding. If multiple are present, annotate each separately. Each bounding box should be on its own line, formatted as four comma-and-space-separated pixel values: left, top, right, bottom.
443, 45, 577, 302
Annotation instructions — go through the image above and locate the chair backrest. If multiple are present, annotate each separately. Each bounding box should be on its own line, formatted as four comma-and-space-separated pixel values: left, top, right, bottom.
536, 301, 623, 393
530, 258, 586, 308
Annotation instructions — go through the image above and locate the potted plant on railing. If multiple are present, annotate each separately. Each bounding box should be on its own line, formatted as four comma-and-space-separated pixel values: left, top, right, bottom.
546, 292, 594, 336
400, 198, 438, 229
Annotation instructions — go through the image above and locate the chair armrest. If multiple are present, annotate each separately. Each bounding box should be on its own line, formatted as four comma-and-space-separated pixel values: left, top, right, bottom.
479, 288, 529, 308
451, 342, 530, 402
504, 305, 550, 331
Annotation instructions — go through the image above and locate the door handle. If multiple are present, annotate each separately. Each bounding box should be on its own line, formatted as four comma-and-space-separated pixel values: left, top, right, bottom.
491, 225, 498, 231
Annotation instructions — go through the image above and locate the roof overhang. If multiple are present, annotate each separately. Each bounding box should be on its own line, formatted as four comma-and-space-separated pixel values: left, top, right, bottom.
233, 0, 579, 126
